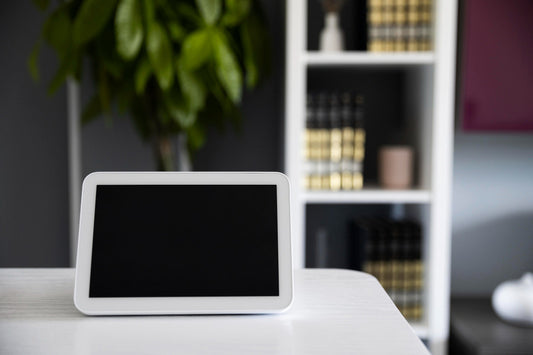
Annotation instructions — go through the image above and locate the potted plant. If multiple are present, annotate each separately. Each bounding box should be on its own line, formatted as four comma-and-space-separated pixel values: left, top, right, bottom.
29, 0, 270, 170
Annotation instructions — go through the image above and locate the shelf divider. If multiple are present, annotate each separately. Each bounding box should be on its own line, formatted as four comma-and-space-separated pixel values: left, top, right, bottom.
304, 52, 435, 66
302, 188, 431, 204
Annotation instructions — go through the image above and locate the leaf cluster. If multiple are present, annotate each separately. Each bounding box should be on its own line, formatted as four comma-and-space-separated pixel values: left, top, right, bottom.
29, 0, 271, 153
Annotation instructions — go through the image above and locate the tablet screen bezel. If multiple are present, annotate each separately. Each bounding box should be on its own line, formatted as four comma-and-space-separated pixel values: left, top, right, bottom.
74, 172, 293, 315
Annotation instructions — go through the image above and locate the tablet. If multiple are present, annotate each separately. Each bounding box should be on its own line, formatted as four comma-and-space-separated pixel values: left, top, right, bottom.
74, 172, 293, 315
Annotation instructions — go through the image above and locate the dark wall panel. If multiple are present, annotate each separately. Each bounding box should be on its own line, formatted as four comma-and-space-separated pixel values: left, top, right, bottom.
0, 2, 69, 266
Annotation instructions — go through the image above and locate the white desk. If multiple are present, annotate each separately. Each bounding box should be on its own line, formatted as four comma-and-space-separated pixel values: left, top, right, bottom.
0, 268, 428, 354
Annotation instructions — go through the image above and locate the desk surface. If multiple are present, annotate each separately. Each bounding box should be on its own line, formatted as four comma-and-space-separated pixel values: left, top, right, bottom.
0, 268, 427, 354
450, 297, 533, 355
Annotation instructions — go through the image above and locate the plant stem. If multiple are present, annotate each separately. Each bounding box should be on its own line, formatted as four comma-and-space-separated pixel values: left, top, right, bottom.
155, 135, 175, 171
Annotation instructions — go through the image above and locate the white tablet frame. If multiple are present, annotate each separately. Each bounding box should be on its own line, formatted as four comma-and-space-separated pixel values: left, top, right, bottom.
74, 172, 293, 315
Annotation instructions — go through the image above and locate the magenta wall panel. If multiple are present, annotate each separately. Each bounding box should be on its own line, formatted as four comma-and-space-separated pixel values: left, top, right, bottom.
461, 0, 533, 131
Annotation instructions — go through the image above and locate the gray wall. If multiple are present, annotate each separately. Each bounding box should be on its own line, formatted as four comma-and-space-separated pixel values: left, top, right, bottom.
0, 1, 284, 267
451, 133, 533, 296
0, 2, 70, 266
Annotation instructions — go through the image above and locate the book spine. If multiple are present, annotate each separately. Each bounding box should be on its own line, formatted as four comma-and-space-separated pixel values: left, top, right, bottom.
412, 222, 423, 320
353, 95, 365, 190
363, 221, 376, 277
421, 0, 432, 51
407, 0, 420, 51
383, 0, 394, 52
394, 0, 408, 51
399, 221, 423, 321
397, 221, 408, 318
320, 122, 331, 190
389, 222, 402, 311
304, 94, 314, 190
374, 223, 387, 286
313, 93, 328, 190
382, 221, 393, 293
368, 0, 384, 52
341, 92, 355, 190
329, 93, 342, 191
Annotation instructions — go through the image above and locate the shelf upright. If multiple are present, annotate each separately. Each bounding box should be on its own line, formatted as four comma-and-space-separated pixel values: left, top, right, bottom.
285, 0, 308, 270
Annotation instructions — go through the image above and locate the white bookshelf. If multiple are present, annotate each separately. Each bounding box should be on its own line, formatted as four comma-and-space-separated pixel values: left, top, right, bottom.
284, 1, 457, 354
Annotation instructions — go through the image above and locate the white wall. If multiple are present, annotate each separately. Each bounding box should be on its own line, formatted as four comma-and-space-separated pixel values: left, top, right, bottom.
451, 132, 533, 296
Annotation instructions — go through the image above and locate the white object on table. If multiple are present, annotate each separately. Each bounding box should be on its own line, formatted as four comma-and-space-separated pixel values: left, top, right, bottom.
492, 272, 533, 327
0, 268, 428, 354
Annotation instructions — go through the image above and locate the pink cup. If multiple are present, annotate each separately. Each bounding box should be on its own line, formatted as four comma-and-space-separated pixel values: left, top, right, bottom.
379, 146, 414, 189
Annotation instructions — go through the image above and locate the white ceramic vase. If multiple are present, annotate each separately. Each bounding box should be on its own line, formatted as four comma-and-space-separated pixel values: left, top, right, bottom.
492, 272, 533, 326
319, 12, 344, 52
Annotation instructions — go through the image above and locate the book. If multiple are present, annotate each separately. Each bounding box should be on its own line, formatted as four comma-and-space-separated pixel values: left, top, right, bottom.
303, 92, 365, 191
316, 93, 331, 190
353, 95, 365, 190
304, 94, 315, 190
407, 0, 420, 51
329, 93, 342, 191
367, 0, 384, 51
383, 0, 395, 52
341, 92, 356, 190
420, 0, 432, 51
367, 0, 431, 52
350, 218, 424, 321
393, 0, 408, 51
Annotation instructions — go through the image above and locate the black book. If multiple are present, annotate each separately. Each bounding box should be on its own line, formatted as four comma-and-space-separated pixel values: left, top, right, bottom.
329, 93, 342, 191
316, 92, 330, 190
348, 218, 373, 271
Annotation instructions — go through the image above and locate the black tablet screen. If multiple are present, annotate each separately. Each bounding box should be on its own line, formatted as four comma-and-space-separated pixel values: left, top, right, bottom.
89, 185, 279, 297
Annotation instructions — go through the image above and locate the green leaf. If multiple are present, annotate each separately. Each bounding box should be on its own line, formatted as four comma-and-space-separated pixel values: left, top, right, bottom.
95, 33, 124, 79
195, 0, 221, 25
221, 0, 251, 26
47, 50, 76, 94
146, 22, 174, 90
175, 60, 206, 111
43, 5, 72, 56
72, 0, 119, 46
28, 40, 41, 82
32, 0, 50, 12
142, 0, 156, 26
115, 0, 144, 60
131, 100, 152, 140
167, 21, 185, 41
187, 122, 206, 150
180, 29, 211, 70
115, 81, 135, 113
240, 10, 270, 88
240, 18, 257, 87
164, 92, 196, 128
98, 65, 111, 112
212, 30, 242, 103
135, 57, 152, 94
175, 3, 202, 26
81, 94, 103, 124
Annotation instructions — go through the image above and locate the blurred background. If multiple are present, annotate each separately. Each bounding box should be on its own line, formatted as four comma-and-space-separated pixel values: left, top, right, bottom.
1, 0, 532, 354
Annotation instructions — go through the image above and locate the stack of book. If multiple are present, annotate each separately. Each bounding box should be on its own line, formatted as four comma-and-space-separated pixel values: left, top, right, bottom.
367, 0, 433, 52
349, 218, 424, 321
303, 92, 366, 191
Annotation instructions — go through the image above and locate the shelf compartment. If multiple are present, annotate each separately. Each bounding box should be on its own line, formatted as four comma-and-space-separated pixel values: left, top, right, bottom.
304, 52, 435, 67
303, 188, 431, 204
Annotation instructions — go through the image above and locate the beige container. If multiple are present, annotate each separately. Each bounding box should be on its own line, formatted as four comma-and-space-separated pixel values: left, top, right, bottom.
379, 146, 413, 189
